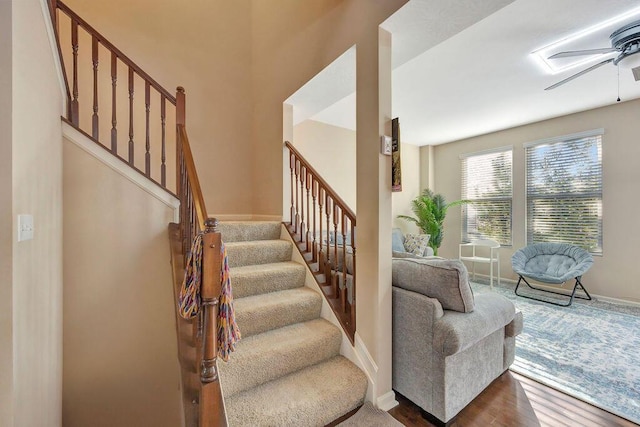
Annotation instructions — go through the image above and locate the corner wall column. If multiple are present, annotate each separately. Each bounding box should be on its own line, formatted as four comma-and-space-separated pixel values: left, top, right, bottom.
355, 26, 395, 410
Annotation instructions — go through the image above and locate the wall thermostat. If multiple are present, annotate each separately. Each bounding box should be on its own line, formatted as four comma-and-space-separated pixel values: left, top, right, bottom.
380, 135, 392, 155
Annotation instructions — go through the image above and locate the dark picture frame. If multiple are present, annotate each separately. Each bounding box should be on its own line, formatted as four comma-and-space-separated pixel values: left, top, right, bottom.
392, 117, 402, 192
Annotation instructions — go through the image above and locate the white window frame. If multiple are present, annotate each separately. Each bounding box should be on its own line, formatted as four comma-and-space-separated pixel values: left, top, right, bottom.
524, 129, 604, 255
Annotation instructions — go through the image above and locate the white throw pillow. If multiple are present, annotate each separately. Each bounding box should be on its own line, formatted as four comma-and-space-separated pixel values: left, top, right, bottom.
403, 233, 431, 256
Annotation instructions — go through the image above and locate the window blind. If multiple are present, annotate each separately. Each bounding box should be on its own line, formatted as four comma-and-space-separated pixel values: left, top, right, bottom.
461, 148, 512, 245
525, 133, 602, 254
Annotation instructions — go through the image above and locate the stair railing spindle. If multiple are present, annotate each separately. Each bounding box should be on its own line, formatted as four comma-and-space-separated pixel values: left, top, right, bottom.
290, 153, 296, 226
332, 203, 339, 298
299, 166, 306, 243
294, 159, 300, 234
128, 67, 134, 165
341, 212, 347, 312
325, 194, 332, 283
91, 35, 99, 139
160, 95, 167, 187
318, 187, 324, 268
71, 19, 79, 125
350, 221, 356, 330
311, 178, 318, 262
145, 81, 151, 177
110, 52, 117, 153
305, 171, 311, 251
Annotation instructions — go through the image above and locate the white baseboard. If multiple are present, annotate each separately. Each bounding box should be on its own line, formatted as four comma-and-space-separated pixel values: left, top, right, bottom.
353, 332, 380, 405
209, 214, 283, 222
376, 390, 398, 411
62, 121, 180, 221
252, 214, 283, 221
210, 214, 254, 221
352, 335, 398, 410
475, 273, 640, 308
354, 333, 378, 383
591, 294, 640, 308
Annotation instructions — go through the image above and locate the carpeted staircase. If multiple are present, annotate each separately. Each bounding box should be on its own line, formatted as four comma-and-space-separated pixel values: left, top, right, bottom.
217, 221, 368, 426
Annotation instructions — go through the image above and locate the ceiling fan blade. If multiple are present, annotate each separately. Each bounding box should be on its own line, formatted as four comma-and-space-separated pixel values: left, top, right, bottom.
633, 66, 640, 82
548, 48, 616, 59
545, 58, 615, 90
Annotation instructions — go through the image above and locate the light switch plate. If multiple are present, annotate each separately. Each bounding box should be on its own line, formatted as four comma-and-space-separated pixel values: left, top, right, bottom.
380, 135, 392, 155
18, 214, 34, 242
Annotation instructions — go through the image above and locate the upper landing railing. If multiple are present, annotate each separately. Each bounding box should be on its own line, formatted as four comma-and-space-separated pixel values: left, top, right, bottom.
52, 0, 177, 194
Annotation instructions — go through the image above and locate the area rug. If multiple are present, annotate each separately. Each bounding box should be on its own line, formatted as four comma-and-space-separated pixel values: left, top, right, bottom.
472, 281, 640, 424
337, 402, 403, 427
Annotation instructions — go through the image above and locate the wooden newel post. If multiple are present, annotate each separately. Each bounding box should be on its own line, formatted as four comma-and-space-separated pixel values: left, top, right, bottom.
199, 218, 227, 426
200, 220, 219, 377
200, 217, 221, 383
176, 86, 186, 126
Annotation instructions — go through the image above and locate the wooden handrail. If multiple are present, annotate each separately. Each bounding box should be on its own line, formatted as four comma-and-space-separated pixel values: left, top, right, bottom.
178, 124, 207, 231
47, 0, 73, 120
175, 89, 227, 427
285, 141, 356, 343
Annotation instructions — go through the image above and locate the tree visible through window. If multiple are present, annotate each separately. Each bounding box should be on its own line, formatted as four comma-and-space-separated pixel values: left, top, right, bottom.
525, 131, 603, 254
461, 148, 513, 245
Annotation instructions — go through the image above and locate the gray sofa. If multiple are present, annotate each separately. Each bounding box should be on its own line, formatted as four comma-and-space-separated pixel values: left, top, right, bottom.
392, 257, 522, 424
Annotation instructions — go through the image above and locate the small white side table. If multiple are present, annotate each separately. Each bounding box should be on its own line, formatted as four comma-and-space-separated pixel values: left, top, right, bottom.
459, 239, 500, 289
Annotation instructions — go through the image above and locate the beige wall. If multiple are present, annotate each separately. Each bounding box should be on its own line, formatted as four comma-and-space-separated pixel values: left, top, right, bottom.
63, 0, 254, 217
0, 0, 13, 422
292, 119, 421, 236
10, 0, 64, 426
392, 143, 421, 234
432, 98, 640, 303
62, 140, 181, 427
293, 120, 357, 210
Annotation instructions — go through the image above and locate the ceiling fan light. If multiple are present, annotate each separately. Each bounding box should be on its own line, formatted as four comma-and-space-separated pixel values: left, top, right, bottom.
618, 52, 640, 69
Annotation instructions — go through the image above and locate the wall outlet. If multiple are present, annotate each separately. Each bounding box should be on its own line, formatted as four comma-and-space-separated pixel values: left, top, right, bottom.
381, 135, 392, 155
18, 214, 34, 242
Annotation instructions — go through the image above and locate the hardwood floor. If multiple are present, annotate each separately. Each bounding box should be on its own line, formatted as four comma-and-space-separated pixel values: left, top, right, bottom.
388, 371, 638, 427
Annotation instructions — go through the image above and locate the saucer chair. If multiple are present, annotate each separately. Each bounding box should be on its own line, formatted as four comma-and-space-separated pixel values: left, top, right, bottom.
511, 243, 593, 307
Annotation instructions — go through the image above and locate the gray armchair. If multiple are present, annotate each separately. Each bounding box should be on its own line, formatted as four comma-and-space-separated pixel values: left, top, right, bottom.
392, 257, 522, 424
512, 242, 593, 307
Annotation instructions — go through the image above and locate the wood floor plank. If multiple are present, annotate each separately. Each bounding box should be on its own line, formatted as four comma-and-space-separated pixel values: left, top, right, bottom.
388, 371, 638, 427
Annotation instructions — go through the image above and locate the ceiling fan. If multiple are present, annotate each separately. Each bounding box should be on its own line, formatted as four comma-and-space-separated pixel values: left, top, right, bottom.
545, 19, 640, 90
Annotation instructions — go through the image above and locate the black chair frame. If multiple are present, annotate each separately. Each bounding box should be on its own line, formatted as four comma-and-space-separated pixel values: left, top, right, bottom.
514, 275, 592, 307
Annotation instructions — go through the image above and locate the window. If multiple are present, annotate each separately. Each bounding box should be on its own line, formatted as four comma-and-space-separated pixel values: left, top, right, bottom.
461, 147, 513, 245
525, 129, 603, 254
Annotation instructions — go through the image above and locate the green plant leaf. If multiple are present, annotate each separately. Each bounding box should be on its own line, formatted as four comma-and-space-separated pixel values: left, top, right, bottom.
397, 188, 468, 254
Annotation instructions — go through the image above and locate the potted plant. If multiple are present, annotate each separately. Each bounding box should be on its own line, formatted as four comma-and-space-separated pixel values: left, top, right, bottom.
398, 189, 468, 256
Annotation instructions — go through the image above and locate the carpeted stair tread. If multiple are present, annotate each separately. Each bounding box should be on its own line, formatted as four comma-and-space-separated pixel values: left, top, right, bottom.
225, 355, 368, 427
218, 318, 341, 398
225, 240, 292, 267
234, 287, 322, 338
218, 221, 281, 242
230, 261, 305, 298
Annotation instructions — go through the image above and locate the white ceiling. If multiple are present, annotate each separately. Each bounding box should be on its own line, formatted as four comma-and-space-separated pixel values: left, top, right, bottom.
287, 0, 640, 146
